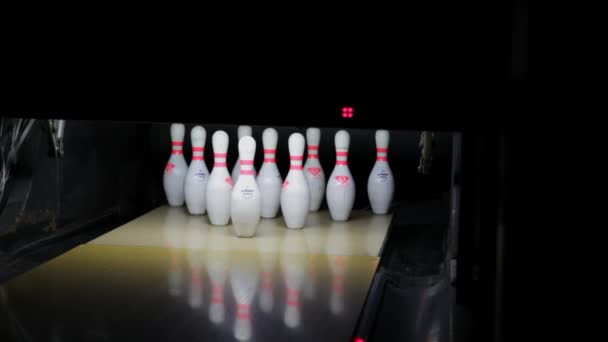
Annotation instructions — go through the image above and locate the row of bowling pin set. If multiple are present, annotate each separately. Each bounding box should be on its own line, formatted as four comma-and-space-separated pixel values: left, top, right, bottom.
163, 124, 394, 237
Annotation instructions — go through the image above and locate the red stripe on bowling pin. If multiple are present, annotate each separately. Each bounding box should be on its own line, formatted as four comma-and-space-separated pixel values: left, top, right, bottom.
172, 141, 184, 154
376, 147, 388, 161
335, 150, 348, 165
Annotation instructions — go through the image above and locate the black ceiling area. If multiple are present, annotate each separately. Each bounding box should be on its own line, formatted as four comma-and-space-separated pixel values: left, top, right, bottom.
2, 1, 526, 130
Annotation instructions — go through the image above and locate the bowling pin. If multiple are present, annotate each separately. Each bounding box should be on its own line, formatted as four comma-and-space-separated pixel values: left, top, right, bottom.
281, 133, 310, 229
230, 257, 259, 341
184, 126, 209, 215
326, 130, 355, 221
281, 230, 308, 328
367, 130, 394, 214
163, 123, 188, 206
206, 131, 233, 226
231, 136, 262, 238
231, 125, 257, 183
257, 128, 282, 218
303, 127, 325, 211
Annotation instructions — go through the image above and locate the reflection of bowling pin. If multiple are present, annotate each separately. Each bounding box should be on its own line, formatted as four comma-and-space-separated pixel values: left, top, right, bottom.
185, 218, 207, 309
303, 213, 326, 299
256, 222, 281, 313
163, 123, 188, 206
325, 222, 353, 315
326, 130, 355, 221
163, 207, 187, 297
206, 229, 230, 325
365, 214, 390, 257
281, 229, 308, 328
206, 131, 233, 226
303, 127, 325, 211
231, 136, 261, 238
185, 126, 209, 215
257, 128, 282, 218
367, 130, 394, 214
281, 133, 310, 229
232, 126, 256, 183
230, 257, 259, 341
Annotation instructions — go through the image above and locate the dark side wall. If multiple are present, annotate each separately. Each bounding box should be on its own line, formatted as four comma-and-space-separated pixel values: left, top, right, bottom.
0, 119, 150, 257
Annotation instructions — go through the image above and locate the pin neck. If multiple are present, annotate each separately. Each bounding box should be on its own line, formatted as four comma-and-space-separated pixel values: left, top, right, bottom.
240, 159, 254, 175
263, 148, 276, 163
213, 152, 227, 168
335, 150, 348, 166
376, 147, 388, 162
290, 155, 303, 170
192, 146, 205, 160
171, 141, 184, 154
307, 145, 319, 159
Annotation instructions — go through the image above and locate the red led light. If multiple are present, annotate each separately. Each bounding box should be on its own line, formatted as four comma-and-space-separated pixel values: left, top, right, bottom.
354, 337, 365, 342
341, 106, 354, 118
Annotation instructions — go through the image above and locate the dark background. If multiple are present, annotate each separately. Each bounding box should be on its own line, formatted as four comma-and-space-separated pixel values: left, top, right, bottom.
1, 0, 530, 340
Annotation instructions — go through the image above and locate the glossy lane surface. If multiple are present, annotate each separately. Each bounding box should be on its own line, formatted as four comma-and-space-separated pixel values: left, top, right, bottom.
1, 206, 392, 341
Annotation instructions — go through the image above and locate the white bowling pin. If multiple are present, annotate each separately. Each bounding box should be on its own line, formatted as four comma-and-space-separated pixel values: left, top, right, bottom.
206, 229, 230, 325
257, 128, 282, 218
163, 123, 188, 206
303, 128, 325, 211
185, 126, 209, 215
281, 229, 308, 328
367, 130, 394, 214
206, 131, 233, 226
231, 126, 257, 183
230, 257, 259, 341
231, 136, 262, 238
281, 133, 310, 229
326, 130, 356, 221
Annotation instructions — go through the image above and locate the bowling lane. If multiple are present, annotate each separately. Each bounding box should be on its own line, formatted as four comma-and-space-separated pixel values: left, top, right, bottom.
1, 238, 385, 339
88, 206, 391, 257
0, 206, 392, 341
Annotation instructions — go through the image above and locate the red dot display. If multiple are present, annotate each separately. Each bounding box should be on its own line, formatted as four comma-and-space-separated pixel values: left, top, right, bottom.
342, 106, 354, 118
